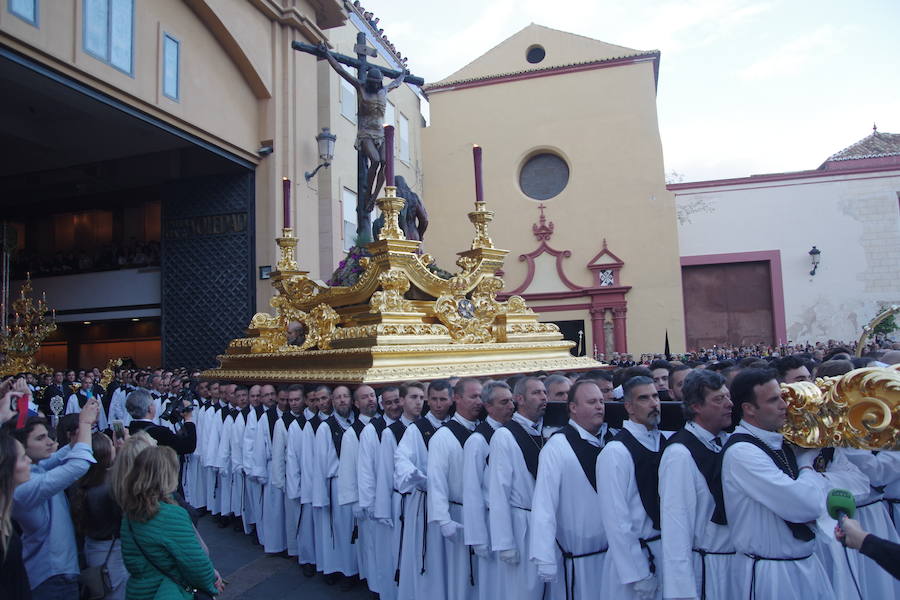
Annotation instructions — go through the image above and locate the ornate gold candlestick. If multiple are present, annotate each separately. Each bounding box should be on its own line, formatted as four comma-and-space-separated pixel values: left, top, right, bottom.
0, 277, 57, 376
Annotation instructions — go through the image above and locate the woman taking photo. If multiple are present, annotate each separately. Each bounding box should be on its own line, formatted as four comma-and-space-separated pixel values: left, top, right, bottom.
70, 432, 127, 600
120, 445, 222, 600
12, 400, 99, 600
1, 431, 34, 599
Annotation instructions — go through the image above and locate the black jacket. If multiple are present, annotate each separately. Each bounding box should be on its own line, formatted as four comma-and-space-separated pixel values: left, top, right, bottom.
128, 420, 197, 455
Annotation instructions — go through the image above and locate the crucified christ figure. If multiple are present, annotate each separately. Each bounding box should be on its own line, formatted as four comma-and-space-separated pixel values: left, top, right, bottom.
320, 43, 406, 214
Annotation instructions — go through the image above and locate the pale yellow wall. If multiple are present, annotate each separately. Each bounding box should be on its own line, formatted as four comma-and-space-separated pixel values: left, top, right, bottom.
313, 16, 425, 278
423, 55, 685, 353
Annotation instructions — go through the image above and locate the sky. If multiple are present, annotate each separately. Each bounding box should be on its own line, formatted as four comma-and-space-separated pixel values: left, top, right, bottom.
361, 0, 900, 182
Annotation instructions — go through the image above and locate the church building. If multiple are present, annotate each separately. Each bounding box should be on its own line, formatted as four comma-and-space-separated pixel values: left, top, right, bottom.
422, 24, 685, 357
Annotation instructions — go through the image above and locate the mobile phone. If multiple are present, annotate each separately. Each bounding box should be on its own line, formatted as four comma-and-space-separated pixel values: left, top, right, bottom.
112, 420, 125, 437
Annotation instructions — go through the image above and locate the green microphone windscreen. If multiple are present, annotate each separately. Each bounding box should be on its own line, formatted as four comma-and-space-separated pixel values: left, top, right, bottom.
826, 488, 857, 520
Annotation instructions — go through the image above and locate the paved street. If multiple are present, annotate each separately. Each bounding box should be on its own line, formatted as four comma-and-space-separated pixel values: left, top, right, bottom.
198, 516, 372, 600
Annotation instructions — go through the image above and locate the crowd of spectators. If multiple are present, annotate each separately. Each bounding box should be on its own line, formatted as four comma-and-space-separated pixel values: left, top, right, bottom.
12, 240, 160, 280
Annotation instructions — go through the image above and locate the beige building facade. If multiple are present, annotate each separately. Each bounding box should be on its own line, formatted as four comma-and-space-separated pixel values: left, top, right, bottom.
422, 24, 685, 357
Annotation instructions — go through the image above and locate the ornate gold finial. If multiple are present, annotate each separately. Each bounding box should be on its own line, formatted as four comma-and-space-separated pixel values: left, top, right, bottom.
375, 186, 406, 240
856, 304, 900, 357
469, 200, 495, 249
0, 276, 57, 376
100, 358, 122, 389
275, 227, 301, 274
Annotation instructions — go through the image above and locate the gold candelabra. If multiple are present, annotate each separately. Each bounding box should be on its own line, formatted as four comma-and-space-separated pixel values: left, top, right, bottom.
0, 277, 57, 376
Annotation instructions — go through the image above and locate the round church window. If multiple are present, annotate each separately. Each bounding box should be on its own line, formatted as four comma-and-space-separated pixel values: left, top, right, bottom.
526, 45, 546, 64
519, 153, 569, 200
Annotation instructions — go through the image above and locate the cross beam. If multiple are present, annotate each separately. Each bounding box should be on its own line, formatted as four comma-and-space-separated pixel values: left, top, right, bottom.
291, 40, 425, 87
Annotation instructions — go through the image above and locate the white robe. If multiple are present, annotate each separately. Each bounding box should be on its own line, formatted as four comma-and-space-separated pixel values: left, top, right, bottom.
488, 416, 544, 600
659, 423, 734, 600
314, 414, 359, 576
375, 416, 411, 600
254, 408, 286, 553
272, 414, 298, 555
65, 392, 109, 431
338, 415, 372, 586
463, 418, 503, 600
301, 416, 327, 568
532, 422, 609, 600
597, 421, 667, 600
428, 414, 477, 600
395, 415, 447, 600
203, 402, 226, 515
287, 416, 313, 563
880, 451, 900, 536
841, 449, 900, 598
229, 409, 247, 519
721, 422, 834, 600
241, 406, 264, 531
213, 409, 236, 516
107, 386, 131, 427
357, 415, 393, 595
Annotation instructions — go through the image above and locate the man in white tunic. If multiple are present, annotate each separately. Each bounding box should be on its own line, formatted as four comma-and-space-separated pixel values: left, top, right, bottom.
314, 385, 359, 586
302, 385, 334, 574
212, 383, 237, 525
253, 385, 287, 553
185, 380, 208, 509
531, 380, 610, 600
489, 377, 547, 600
337, 385, 378, 592
240, 384, 263, 535
463, 380, 514, 600
394, 379, 453, 600
375, 383, 423, 600
597, 376, 670, 600
428, 378, 484, 600
722, 368, 834, 600
285, 386, 319, 577
228, 385, 250, 530
659, 370, 735, 600
202, 382, 225, 517
272, 385, 301, 555
65, 372, 108, 431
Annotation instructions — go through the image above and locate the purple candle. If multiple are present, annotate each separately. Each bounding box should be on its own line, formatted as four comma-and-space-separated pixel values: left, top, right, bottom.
383, 125, 395, 187
282, 177, 291, 228
473, 145, 484, 203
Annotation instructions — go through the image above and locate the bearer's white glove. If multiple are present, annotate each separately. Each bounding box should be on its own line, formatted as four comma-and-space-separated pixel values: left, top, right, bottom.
472, 544, 490, 558
632, 574, 657, 600
795, 448, 817, 470
378, 518, 393, 527
536, 561, 556, 582
440, 521, 463, 541
364, 506, 376, 520
499, 549, 519, 565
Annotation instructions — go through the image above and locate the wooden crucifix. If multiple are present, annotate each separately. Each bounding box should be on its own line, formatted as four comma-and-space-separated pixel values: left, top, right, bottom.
292, 34, 425, 243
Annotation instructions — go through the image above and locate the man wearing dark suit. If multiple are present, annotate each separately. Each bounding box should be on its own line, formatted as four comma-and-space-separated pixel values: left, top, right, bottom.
126, 388, 197, 455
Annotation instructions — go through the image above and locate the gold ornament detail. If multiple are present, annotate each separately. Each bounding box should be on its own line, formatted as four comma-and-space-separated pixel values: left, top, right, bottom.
781, 366, 900, 450
856, 304, 900, 357
469, 200, 495, 249
299, 304, 341, 350
370, 270, 414, 314
100, 358, 122, 389
0, 277, 57, 376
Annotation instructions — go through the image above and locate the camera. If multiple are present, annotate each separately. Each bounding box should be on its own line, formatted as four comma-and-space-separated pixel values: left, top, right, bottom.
160, 390, 195, 425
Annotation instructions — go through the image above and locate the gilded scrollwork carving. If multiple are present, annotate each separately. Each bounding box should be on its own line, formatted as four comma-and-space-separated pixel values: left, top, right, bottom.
299, 303, 342, 350
781, 367, 900, 450
370, 269, 414, 313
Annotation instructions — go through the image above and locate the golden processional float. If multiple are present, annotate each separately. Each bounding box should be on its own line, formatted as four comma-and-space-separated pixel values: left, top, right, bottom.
0, 276, 57, 377
202, 144, 600, 387
202, 139, 899, 450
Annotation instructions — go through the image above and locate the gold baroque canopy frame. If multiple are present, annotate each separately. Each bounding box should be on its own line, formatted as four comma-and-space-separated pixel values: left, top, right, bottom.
203, 186, 601, 384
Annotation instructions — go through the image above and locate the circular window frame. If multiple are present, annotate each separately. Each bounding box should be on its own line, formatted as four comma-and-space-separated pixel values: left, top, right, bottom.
526, 44, 546, 64
517, 149, 571, 202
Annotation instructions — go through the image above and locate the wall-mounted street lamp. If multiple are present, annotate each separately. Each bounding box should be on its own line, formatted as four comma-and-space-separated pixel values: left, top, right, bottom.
809, 245, 821, 276
304, 128, 337, 181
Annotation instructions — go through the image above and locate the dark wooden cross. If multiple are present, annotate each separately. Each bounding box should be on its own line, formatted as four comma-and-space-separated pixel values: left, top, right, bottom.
292, 34, 425, 243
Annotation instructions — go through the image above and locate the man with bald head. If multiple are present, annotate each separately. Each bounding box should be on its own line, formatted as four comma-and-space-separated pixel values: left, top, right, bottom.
240, 384, 265, 537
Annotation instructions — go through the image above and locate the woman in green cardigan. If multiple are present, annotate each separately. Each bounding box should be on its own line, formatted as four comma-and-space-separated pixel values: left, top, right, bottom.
120, 445, 223, 600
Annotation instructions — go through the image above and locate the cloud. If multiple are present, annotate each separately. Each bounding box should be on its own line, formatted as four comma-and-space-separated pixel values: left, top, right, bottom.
738, 25, 847, 80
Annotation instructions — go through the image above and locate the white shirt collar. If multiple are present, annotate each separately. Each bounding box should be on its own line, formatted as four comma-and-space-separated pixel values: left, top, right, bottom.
512, 411, 543, 435
452, 413, 476, 431
304, 407, 315, 419
623, 420, 662, 450
425, 412, 445, 428
686, 421, 726, 452
318, 411, 331, 420
334, 412, 353, 428
400, 414, 415, 426
359, 414, 373, 425
276, 407, 284, 417
485, 415, 503, 430
568, 419, 603, 447
383, 414, 398, 426
737, 419, 782, 450
290, 411, 303, 418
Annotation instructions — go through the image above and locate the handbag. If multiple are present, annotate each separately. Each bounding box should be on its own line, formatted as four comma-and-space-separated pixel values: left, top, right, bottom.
126, 520, 212, 599
79, 535, 116, 600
